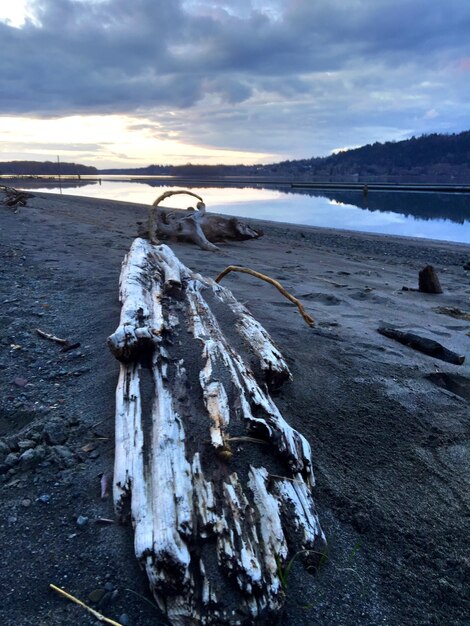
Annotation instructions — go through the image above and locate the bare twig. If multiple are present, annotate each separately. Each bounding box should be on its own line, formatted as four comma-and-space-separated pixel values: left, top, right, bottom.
49, 584, 122, 626
312, 276, 347, 288
36, 328, 79, 350
36, 328, 68, 345
215, 265, 314, 327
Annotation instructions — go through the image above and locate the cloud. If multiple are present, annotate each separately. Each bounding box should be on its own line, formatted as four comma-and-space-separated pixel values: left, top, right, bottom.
0, 0, 469, 162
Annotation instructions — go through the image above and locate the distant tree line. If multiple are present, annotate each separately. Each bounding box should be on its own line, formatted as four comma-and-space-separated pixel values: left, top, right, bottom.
0, 160, 98, 175
2, 130, 469, 182
102, 130, 470, 182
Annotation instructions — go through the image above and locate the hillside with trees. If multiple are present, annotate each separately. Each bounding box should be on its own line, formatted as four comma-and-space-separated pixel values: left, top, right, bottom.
101, 130, 470, 182
257, 131, 470, 182
0, 161, 98, 175
1, 131, 469, 182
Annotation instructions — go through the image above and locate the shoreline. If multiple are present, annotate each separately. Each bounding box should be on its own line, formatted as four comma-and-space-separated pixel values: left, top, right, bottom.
1, 191, 469, 626
13, 188, 470, 249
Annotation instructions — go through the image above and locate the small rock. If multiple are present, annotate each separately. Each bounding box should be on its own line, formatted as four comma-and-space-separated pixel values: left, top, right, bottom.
50, 445, 75, 468
98, 592, 113, 608
21, 498, 32, 507
43, 418, 68, 445
119, 614, 130, 626
104, 582, 114, 592
76, 515, 89, 527
88, 588, 106, 604
37, 494, 51, 503
89, 449, 100, 459
5, 452, 19, 467
463, 261, 470, 271
13, 377, 28, 387
7, 436, 20, 451
19, 446, 46, 470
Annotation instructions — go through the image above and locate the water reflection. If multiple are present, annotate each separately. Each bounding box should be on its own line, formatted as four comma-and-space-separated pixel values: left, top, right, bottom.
20, 179, 470, 243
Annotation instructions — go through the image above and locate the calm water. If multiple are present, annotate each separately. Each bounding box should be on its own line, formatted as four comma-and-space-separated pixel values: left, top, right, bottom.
26, 179, 470, 244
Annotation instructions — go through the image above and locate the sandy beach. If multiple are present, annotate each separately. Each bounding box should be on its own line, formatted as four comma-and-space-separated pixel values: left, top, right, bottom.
0, 191, 469, 626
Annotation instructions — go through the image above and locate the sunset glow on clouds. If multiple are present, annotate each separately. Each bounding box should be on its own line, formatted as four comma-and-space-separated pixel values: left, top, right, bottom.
0, 0, 469, 167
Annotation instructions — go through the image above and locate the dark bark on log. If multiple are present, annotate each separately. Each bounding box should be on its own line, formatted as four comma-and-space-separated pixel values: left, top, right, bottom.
108, 238, 325, 625
418, 265, 443, 294
378, 327, 464, 365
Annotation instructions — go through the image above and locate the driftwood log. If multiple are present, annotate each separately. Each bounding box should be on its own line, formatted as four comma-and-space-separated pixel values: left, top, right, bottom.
108, 238, 325, 625
378, 327, 465, 365
0, 185, 34, 208
146, 190, 262, 251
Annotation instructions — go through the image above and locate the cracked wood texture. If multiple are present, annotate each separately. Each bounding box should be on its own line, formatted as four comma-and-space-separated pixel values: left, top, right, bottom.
108, 238, 326, 626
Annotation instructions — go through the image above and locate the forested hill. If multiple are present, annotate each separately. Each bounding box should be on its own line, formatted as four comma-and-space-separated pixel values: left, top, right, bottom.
0, 161, 97, 175
1, 131, 469, 182
260, 130, 470, 181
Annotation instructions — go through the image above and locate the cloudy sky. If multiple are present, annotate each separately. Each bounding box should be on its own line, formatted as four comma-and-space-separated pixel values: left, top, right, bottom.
1, 0, 469, 167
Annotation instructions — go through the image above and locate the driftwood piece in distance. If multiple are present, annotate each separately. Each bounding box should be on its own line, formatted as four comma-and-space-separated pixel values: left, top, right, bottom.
108, 238, 325, 625
378, 327, 465, 365
146, 190, 262, 251
0, 185, 34, 208
433, 306, 470, 321
215, 265, 315, 327
36, 328, 80, 351
419, 265, 443, 294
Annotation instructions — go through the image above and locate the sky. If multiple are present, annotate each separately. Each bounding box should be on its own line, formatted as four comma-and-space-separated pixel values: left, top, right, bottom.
0, 0, 469, 168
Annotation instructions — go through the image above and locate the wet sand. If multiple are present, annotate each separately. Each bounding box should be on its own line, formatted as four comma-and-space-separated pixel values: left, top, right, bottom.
0, 191, 469, 625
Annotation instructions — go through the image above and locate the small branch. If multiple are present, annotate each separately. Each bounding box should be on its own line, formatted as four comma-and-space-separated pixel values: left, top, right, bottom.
36, 328, 68, 345
215, 265, 315, 327
49, 584, 123, 626
312, 276, 347, 288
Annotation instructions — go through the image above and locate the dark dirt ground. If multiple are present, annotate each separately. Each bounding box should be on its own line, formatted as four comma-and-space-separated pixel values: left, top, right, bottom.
0, 191, 469, 626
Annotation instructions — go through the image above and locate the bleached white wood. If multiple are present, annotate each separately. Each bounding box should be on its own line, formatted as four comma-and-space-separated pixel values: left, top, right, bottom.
109, 238, 325, 626
213, 282, 292, 387
275, 475, 326, 550
186, 281, 314, 486
108, 238, 164, 361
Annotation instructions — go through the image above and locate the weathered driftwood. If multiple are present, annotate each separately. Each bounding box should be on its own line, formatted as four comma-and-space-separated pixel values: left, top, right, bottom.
146, 190, 263, 251
378, 327, 465, 365
432, 306, 470, 321
108, 238, 325, 625
0, 185, 34, 208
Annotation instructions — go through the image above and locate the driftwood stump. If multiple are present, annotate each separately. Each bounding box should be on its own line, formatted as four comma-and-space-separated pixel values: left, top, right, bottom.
146, 190, 262, 251
108, 238, 325, 625
419, 265, 443, 294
